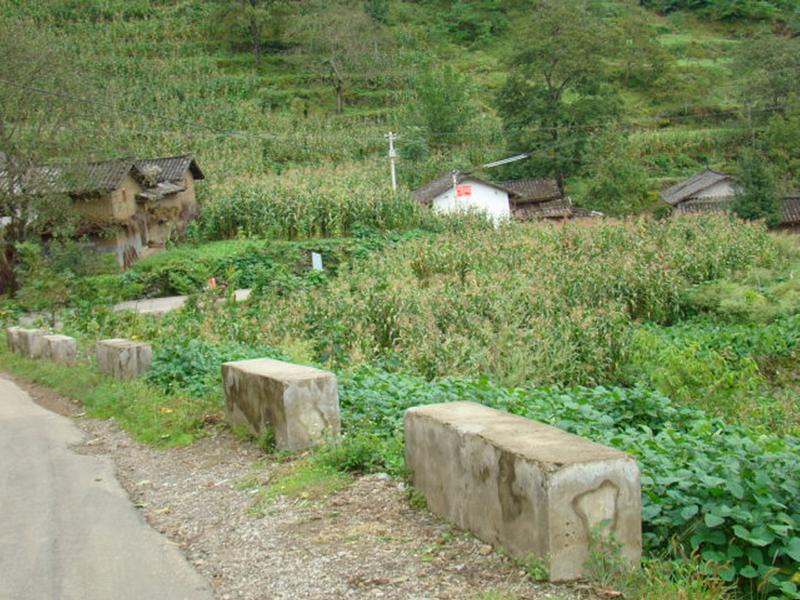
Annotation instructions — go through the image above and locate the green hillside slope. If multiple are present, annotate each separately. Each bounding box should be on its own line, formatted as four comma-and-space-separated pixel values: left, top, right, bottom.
1, 0, 797, 212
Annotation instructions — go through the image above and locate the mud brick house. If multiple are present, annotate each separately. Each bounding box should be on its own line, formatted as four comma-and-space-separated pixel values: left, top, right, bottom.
2, 154, 204, 267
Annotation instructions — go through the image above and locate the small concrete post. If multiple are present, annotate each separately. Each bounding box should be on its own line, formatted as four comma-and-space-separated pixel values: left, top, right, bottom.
14, 328, 46, 359
6, 327, 22, 353
43, 335, 77, 364
96, 338, 152, 379
222, 358, 340, 452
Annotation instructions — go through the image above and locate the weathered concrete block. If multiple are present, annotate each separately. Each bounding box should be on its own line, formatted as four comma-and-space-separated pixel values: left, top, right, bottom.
12, 328, 46, 359
96, 338, 152, 379
222, 358, 340, 452
404, 401, 641, 582
43, 334, 77, 363
6, 327, 22, 353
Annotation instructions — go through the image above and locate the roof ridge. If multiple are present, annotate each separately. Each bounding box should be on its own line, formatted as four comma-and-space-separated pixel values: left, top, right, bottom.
135, 153, 193, 161
87, 155, 136, 165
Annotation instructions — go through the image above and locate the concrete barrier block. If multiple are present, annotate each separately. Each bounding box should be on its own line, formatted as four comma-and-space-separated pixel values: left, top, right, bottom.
13, 328, 46, 359
6, 327, 22, 353
222, 358, 340, 452
96, 338, 152, 379
43, 334, 77, 363
404, 401, 641, 582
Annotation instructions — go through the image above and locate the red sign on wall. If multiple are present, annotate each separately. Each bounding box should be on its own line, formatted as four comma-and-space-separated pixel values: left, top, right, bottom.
456, 184, 472, 197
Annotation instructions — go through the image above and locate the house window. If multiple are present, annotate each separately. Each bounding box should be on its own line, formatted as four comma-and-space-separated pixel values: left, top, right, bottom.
122, 189, 128, 203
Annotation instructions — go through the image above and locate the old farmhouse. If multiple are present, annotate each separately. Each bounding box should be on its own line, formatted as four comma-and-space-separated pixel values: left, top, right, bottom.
3, 154, 204, 267
661, 169, 800, 229
412, 172, 602, 222
659, 169, 736, 214
501, 177, 603, 220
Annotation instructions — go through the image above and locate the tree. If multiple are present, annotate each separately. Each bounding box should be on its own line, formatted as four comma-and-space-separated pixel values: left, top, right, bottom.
210, 0, 287, 65
495, 1, 620, 188
445, 0, 508, 45
763, 105, 800, 190
290, 1, 392, 114
612, 13, 673, 88
733, 149, 782, 227
582, 131, 652, 216
0, 23, 100, 293
734, 34, 800, 114
409, 64, 476, 149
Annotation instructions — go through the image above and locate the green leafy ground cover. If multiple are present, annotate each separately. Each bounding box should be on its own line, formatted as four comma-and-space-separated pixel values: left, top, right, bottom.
3, 331, 799, 596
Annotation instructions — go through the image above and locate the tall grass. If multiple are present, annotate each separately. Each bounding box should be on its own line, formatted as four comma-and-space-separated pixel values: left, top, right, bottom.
195, 167, 427, 240
239, 214, 777, 385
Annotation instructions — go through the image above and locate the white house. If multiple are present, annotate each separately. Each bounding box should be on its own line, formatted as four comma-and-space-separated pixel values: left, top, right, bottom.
412, 171, 515, 223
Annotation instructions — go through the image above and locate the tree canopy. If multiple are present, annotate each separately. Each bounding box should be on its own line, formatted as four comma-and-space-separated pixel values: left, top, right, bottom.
733, 149, 782, 227
495, 1, 621, 187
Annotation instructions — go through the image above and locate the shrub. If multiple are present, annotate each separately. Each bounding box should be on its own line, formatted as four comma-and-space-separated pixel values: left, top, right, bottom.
146, 337, 288, 397
621, 316, 800, 433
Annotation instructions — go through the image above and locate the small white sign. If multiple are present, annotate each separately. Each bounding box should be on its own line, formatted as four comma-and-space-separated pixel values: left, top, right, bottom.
311, 252, 323, 271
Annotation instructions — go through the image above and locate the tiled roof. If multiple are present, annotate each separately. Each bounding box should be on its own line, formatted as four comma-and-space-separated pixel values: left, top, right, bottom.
134, 154, 204, 183
571, 206, 605, 218
660, 169, 731, 205
0, 157, 136, 195
673, 194, 800, 226
412, 171, 517, 204
83, 157, 138, 192
513, 198, 603, 220
674, 197, 733, 214
783, 195, 800, 225
136, 181, 186, 202
0, 154, 203, 197
501, 178, 561, 203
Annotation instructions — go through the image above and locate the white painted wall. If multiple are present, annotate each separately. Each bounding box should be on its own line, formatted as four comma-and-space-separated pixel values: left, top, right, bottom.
694, 179, 735, 200
430, 179, 510, 224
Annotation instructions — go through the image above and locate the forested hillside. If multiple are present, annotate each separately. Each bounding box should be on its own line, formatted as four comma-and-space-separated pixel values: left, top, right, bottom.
1, 0, 799, 217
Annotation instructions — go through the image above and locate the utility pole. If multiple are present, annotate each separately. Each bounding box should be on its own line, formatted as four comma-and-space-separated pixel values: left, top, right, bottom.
385, 131, 397, 192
